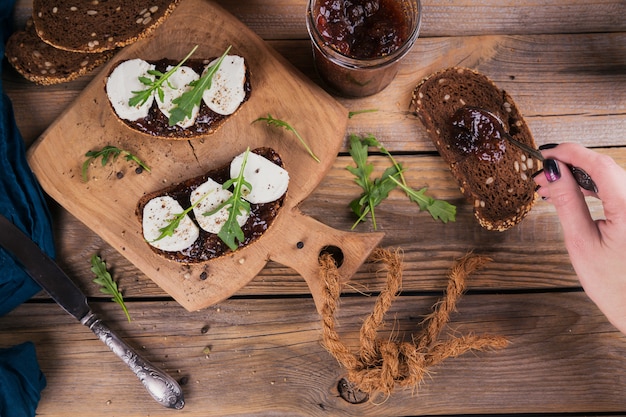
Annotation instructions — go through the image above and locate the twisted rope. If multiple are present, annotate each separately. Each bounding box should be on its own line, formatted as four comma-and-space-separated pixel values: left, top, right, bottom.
319, 248, 508, 396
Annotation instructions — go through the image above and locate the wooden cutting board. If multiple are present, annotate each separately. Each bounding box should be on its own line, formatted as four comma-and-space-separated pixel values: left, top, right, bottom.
27, 0, 383, 312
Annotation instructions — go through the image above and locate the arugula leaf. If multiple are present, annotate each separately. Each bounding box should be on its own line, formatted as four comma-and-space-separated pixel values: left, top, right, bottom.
349, 165, 400, 229
204, 149, 252, 251
128, 45, 198, 107
151, 190, 213, 243
347, 134, 456, 229
347, 135, 401, 229
387, 175, 456, 223
252, 114, 320, 162
168, 45, 232, 127
90, 254, 131, 322
82, 145, 151, 182
357, 134, 407, 185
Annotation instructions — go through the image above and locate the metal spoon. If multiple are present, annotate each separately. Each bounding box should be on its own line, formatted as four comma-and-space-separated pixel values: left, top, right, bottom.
474, 107, 598, 193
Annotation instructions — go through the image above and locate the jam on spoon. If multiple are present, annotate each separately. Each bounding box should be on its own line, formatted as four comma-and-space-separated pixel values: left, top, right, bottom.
449, 107, 598, 192
448, 106, 507, 162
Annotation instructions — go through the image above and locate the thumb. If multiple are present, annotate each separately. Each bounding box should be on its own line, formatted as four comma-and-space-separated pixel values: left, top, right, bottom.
543, 158, 601, 254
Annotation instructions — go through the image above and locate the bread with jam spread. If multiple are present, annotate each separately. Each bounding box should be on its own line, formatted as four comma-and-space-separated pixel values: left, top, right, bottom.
136, 148, 288, 263
105, 55, 251, 139
410, 67, 538, 231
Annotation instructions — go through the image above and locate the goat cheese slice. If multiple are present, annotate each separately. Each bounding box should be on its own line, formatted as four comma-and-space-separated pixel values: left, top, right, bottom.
202, 55, 246, 116
230, 152, 289, 204
156, 65, 200, 128
142, 196, 199, 252
190, 178, 249, 234
106, 59, 156, 121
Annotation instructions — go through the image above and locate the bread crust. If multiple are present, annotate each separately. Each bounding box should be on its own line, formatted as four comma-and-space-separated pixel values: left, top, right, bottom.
411, 67, 538, 231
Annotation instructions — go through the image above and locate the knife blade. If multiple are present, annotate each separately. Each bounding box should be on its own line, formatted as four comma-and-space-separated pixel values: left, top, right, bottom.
0, 214, 184, 410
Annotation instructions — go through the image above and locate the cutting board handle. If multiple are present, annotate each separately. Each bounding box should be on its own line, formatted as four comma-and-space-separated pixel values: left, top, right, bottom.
269, 209, 384, 314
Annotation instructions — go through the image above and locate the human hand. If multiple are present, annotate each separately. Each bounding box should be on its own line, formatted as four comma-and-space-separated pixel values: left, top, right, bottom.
534, 143, 626, 334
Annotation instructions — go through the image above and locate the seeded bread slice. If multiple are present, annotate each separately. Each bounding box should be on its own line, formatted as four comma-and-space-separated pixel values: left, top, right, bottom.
5, 20, 114, 85
136, 148, 285, 263
32, 0, 180, 53
410, 67, 538, 231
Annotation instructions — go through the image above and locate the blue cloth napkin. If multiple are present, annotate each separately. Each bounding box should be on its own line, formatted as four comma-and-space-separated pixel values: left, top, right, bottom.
1, 0, 54, 415
1, 2, 56, 317
0, 343, 46, 417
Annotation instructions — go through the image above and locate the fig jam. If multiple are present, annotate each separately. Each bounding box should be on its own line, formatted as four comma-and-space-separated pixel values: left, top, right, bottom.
315, 0, 409, 59
448, 107, 507, 162
114, 58, 251, 139
307, 0, 421, 97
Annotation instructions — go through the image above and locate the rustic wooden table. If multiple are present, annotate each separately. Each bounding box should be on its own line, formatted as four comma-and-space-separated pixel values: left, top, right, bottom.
2, 0, 626, 415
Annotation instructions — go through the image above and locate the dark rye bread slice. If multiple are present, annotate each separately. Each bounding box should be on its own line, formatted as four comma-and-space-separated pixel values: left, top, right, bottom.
136, 148, 285, 263
5, 19, 114, 85
31, 0, 180, 53
411, 67, 538, 231
106, 57, 252, 139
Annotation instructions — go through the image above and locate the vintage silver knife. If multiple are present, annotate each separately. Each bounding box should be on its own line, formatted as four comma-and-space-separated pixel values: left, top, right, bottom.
0, 214, 184, 409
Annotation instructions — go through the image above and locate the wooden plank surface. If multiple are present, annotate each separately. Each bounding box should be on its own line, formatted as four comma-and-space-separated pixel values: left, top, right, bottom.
3, 293, 626, 416
2, 0, 626, 415
10, 0, 626, 40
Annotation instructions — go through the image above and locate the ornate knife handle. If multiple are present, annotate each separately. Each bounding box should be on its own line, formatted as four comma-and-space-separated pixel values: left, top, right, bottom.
81, 312, 185, 409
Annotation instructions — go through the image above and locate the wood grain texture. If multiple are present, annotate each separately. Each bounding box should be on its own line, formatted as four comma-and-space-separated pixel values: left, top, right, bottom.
3, 0, 626, 415
2, 294, 626, 416
213, 0, 626, 39
11, 0, 626, 40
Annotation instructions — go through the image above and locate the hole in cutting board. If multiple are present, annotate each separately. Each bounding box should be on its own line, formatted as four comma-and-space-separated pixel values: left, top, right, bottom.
319, 245, 344, 268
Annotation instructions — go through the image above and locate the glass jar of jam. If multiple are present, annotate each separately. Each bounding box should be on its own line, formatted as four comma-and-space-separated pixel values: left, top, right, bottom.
306, 0, 421, 97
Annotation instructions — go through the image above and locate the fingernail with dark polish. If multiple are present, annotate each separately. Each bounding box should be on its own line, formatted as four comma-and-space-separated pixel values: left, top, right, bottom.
538, 143, 559, 150
544, 158, 561, 183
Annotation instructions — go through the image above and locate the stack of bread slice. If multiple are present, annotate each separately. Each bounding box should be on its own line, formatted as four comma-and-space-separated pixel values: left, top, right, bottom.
6, 0, 180, 85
